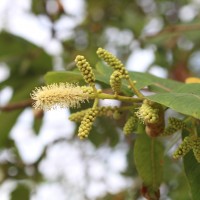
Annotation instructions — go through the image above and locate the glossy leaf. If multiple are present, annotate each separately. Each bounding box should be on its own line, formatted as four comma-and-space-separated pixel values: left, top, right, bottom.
147, 83, 200, 119
134, 134, 164, 190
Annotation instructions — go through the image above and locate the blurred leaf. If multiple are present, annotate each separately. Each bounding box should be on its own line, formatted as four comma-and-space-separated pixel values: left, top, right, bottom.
147, 83, 200, 119
134, 134, 164, 190
11, 184, 30, 200
0, 32, 52, 75
44, 71, 83, 84
163, 155, 190, 200
31, 0, 46, 15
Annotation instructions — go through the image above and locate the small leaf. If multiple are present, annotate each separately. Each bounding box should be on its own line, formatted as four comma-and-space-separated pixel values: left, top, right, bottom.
134, 134, 164, 190
147, 83, 200, 119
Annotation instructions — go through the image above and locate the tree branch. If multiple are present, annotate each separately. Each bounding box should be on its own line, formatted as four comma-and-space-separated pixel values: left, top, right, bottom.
0, 99, 33, 112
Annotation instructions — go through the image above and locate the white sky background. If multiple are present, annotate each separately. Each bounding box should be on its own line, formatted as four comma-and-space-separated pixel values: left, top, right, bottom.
0, 0, 199, 199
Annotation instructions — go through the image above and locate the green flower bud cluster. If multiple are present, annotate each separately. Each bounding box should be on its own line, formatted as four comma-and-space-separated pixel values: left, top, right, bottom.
98, 106, 120, 117
173, 136, 194, 159
80, 86, 94, 94
96, 48, 130, 94
78, 108, 99, 139
110, 71, 124, 94
136, 100, 159, 124
162, 126, 178, 136
123, 115, 138, 135
69, 106, 122, 123
161, 118, 186, 136
96, 48, 129, 77
75, 55, 95, 86
69, 109, 90, 123
168, 117, 186, 130
136, 100, 165, 137
192, 137, 200, 163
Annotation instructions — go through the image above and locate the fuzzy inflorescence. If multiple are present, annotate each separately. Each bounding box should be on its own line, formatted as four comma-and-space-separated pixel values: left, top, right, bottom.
31, 83, 89, 110
136, 100, 159, 124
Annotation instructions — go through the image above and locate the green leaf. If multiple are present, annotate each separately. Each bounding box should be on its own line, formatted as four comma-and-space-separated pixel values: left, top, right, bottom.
134, 134, 164, 190
147, 83, 200, 119
95, 61, 183, 93
183, 130, 200, 200
129, 72, 183, 92
11, 184, 30, 200
44, 71, 83, 84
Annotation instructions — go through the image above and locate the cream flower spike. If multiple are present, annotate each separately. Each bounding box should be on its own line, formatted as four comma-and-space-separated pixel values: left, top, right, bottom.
31, 83, 89, 110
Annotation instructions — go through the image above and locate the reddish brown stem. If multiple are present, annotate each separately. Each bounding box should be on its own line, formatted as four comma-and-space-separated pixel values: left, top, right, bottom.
0, 99, 33, 112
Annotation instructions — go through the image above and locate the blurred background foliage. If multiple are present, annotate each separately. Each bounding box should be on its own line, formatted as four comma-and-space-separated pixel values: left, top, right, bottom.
0, 0, 200, 199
